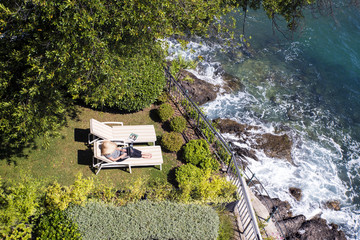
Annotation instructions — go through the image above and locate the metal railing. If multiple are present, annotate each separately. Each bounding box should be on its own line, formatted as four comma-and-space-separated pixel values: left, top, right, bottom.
164, 66, 272, 240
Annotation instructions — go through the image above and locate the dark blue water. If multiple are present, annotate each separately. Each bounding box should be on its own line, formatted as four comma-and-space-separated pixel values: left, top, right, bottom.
167, 5, 360, 239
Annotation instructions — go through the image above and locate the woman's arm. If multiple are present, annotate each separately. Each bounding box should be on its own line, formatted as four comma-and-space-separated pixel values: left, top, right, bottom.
107, 148, 127, 161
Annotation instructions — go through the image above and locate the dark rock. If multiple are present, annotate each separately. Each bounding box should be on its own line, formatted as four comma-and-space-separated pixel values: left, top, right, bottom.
323, 200, 341, 211
256, 195, 292, 221
222, 72, 245, 93
215, 118, 259, 136
287, 217, 347, 240
216, 118, 293, 164
255, 133, 293, 164
177, 69, 218, 105
289, 187, 302, 201
278, 215, 306, 237
232, 145, 259, 161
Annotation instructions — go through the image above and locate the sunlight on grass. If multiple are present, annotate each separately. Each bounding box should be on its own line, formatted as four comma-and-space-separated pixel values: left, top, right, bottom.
0, 105, 178, 189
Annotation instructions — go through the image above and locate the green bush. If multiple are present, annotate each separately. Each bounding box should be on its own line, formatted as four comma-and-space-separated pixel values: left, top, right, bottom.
33, 210, 81, 240
45, 174, 93, 211
183, 139, 219, 171
0, 174, 43, 239
161, 132, 183, 152
156, 91, 169, 104
175, 164, 237, 203
157, 103, 174, 122
169, 116, 187, 133
65, 201, 219, 240
217, 210, 235, 240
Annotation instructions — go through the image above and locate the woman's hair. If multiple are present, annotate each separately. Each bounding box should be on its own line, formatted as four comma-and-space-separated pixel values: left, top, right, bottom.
101, 140, 117, 155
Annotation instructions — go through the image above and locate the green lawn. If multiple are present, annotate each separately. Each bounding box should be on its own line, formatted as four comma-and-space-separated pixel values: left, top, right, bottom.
0, 105, 179, 189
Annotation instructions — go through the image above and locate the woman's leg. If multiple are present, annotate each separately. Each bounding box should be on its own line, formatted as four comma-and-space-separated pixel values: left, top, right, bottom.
142, 153, 152, 158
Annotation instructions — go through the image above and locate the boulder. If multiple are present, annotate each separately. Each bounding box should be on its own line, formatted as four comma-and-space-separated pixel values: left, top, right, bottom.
256, 195, 347, 240
177, 69, 218, 105
256, 195, 292, 221
323, 200, 341, 211
232, 145, 259, 161
289, 187, 302, 201
222, 72, 245, 93
279, 215, 306, 237
255, 133, 293, 164
215, 118, 293, 164
287, 216, 347, 240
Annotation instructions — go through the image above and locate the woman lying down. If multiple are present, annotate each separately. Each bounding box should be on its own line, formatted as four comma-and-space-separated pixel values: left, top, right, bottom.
101, 140, 152, 162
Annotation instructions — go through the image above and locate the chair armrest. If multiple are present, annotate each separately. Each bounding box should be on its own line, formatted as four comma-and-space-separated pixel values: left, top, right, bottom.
102, 121, 124, 126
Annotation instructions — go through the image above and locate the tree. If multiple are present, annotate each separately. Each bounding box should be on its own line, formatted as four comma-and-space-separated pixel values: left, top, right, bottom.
0, 0, 345, 155
0, 0, 236, 153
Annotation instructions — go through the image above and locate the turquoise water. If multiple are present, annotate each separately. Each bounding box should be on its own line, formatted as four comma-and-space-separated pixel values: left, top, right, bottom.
166, 5, 360, 239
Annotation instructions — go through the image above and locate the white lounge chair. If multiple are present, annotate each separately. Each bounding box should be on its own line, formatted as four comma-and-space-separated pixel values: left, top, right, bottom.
88, 118, 157, 145
92, 140, 163, 174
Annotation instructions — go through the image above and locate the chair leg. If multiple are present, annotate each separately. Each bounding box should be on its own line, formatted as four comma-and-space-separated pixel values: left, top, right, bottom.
95, 165, 102, 175
160, 164, 162, 171
129, 165, 132, 174
88, 134, 99, 145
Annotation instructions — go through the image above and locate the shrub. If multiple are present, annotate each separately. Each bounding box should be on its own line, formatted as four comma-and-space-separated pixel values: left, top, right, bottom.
183, 139, 219, 170
157, 103, 174, 122
217, 210, 235, 240
33, 210, 81, 240
161, 132, 183, 152
175, 164, 237, 203
45, 173, 93, 211
156, 91, 169, 104
169, 116, 187, 133
183, 139, 210, 165
0, 174, 43, 239
65, 201, 219, 240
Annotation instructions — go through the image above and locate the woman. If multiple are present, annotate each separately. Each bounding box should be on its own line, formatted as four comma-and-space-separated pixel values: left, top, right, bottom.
101, 140, 152, 162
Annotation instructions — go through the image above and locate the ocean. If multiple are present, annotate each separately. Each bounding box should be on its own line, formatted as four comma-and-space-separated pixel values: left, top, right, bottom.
166, 4, 360, 239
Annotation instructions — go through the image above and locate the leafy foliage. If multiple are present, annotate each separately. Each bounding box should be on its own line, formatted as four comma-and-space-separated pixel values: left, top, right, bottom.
157, 103, 174, 122
169, 55, 198, 81
33, 210, 81, 240
0, 0, 238, 153
175, 164, 237, 203
161, 131, 184, 152
65, 200, 220, 240
217, 209, 235, 240
183, 139, 219, 171
169, 115, 187, 133
45, 174, 93, 211
0, 174, 43, 239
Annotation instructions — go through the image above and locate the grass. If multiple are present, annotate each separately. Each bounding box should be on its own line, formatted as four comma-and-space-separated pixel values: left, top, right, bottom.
0, 104, 179, 189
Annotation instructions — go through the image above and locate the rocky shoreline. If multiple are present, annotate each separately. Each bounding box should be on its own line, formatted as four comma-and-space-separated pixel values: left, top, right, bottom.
179, 70, 347, 240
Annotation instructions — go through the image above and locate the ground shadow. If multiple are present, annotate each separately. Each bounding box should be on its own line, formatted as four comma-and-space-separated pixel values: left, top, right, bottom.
167, 167, 179, 188
74, 128, 89, 143
149, 108, 161, 122
161, 120, 171, 132
77, 149, 93, 166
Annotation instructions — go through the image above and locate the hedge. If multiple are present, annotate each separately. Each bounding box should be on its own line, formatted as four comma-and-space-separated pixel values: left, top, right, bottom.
65, 201, 219, 240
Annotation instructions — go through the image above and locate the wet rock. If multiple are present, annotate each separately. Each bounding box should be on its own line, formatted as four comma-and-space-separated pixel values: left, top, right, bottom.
323, 200, 341, 211
177, 69, 218, 105
215, 118, 293, 164
256, 195, 292, 221
256, 195, 347, 240
287, 216, 347, 240
279, 215, 306, 237
289, 187, 302, 201
232, 145, 259, 161
215, 118, 259, 136
222, 72, 245, 93
255, 133, 293, 164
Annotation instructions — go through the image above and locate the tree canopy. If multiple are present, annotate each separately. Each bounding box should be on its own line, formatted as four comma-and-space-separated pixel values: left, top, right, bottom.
0, 0, 330, 155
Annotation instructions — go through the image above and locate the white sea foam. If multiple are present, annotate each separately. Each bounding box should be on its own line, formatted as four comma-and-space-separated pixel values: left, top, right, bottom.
166, 37, 360, 239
